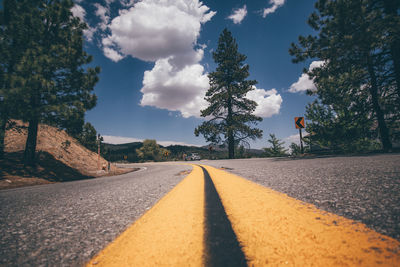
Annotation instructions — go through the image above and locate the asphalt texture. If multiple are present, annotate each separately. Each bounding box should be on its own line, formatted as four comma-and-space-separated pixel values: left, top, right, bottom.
1, 154, 399, 266
201, 166, 247, 267
203, 153, 400, 241
0, 163, 190, 266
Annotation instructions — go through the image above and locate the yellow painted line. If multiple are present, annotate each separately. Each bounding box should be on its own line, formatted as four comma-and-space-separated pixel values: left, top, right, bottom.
203, 165, 400, 266
86, 165, 204, 266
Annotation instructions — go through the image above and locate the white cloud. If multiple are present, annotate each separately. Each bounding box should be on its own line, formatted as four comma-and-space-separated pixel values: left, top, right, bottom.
83, 27, 96, 42
289, 61, 324, 93
103, 47, 124, 62
309, 60, 325, 70
289, 73, 315, 93
263, 0, 285, 18
285, 134, 300, 145
228, 5, 247, 24
94, 3, 110, 30
140, 57, 209, 118
71, 4, 96, 42
246, 87, 282, 118
102, 0, 215, 62
71, 4, 86, 21
103, 135, 143, 144
101, 0, 216, 118
102, 135, 200, 147
120, 0, 135, 7
158, 140, 200, 147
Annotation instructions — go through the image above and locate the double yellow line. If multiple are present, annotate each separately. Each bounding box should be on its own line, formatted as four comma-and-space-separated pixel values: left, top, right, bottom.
87, 165, 400, 266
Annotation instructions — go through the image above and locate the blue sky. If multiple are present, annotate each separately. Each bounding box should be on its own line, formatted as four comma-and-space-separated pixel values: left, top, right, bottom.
71, 0, 319, 148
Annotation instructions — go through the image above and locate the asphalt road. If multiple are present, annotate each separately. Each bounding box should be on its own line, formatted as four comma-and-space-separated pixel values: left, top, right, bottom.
202, 153, 400, 241
1, 154, 399, 266
0, 163, 191, 266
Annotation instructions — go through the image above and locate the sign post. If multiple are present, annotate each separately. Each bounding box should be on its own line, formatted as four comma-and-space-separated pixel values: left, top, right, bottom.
294, 117, 305, 154
97, 134, 101, 170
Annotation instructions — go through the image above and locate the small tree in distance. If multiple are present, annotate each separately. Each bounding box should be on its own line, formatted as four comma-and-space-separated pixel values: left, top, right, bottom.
263, 134, 288, 157
195, 28, 263, 159
289, 142, 301, 156
136, 139, 169, 162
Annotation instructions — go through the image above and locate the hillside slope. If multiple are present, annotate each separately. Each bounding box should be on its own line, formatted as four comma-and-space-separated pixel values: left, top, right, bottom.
1, 121, 129, 189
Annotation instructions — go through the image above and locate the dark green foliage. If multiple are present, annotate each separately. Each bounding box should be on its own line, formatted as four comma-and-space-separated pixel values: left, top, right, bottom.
263, 134, 288, 157
61, 140, 71, 151
0, 116, 6, 159
136, 139, 170, 162
289, 0, 400, 152
289, 142, 302, 156
103, 142, 263, 162
236, 145, 247, 158
195, 29, 262, 159
305, 100, 381, 152
76, 122, 98, 153
103, 142, 142, 162
0, 0, 100, 165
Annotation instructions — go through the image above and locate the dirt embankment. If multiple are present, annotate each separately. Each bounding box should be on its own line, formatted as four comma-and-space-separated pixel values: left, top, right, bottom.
1, 121, 133, 190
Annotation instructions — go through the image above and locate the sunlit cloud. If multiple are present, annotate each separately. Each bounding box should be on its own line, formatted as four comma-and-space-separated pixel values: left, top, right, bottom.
263, 0, 285, 18
228, 5, 247, 24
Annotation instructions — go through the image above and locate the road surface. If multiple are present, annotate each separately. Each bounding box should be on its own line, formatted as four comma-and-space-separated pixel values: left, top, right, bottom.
1, 154, 399, 266
0, 163, 191, 266
203, 154, 400, 241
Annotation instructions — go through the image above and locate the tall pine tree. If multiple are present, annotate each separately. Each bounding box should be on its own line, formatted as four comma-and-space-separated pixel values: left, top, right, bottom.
378, 0, 400, 104
1, 0, 100, 165
0, 0, 30, 158
290, 0, 397, 151
195, 29, 262, 159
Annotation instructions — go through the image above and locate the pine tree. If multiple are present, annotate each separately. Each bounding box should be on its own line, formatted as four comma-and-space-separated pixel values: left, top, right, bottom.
195, 29, 262, 159
0, 0, 29, 158
289, 0, 397, 151
77, 122, 98, 152
263, 134, 287, 157
289, 142, 301, 156
0, 100, 5, 159
1, 0, 100, 165
305, 100, 378, 152
377, 0, 400, 104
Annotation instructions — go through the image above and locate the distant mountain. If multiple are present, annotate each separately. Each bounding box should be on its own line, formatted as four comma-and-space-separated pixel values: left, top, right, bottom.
104, 142, 143, 151
103, 142, 212, 162
103, 142, 143, 162
104, 141, 263, 162
201, 144, 263, 154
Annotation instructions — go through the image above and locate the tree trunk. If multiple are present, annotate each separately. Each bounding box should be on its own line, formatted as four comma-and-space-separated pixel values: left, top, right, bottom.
367, 54, 392, 152
228, 130, 234, 159
24, 91, 40, 166
389, 41, 400, 106
24, 116, 39, 166
227, 90, 235, 159
0, 116, 7, 159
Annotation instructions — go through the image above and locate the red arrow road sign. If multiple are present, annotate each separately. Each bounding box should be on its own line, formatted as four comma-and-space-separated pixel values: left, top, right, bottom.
295, 117, 305, 129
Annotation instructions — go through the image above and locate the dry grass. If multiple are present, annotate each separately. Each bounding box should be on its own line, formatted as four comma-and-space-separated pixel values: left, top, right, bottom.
0, 120, 134, 190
